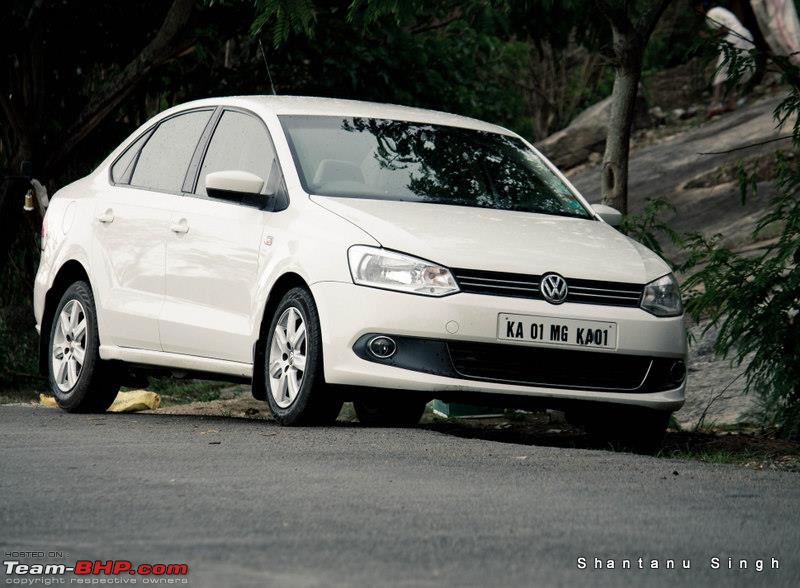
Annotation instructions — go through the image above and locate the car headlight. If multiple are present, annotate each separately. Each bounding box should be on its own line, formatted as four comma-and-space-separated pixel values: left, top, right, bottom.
347, 246, 459, 297
641, 273, 683, 317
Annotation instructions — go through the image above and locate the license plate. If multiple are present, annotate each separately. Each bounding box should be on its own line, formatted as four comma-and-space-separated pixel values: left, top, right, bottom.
497, 313, 618, 350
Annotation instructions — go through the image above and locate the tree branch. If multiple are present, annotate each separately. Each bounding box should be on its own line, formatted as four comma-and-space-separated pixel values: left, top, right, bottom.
25, 0, 46, 29
698, 135, 793, 155
0, 93, 24, 144
410, 9, 464, 35
44, 0, 196, 172
594, 0, 632, 36
634, 0, 673, 39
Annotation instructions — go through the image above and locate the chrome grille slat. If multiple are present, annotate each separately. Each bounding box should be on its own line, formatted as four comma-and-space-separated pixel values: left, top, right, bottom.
570, 286, 641, 295
569, 292, 641, 299
456, 275, 539, 287
458, 282, 540, 293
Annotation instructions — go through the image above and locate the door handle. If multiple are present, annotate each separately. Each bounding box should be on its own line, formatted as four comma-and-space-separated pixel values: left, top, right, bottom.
96, 209, 114, 224
170, 219, 189, 234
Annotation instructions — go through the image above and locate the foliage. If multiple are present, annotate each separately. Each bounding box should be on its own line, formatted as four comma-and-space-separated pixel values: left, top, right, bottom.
0, 214, 42, 390
641, 1, 707, 75
677, 43, 800, 438
252, 0, 317, 46
619, 197, 682, 265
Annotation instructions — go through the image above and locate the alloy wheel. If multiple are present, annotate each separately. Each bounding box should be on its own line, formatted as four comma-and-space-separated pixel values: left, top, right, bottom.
52, 299, 88, 392
268, 306, 307, 408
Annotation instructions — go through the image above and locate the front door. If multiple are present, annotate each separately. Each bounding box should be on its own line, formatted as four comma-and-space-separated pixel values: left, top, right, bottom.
160, 109, 282, 362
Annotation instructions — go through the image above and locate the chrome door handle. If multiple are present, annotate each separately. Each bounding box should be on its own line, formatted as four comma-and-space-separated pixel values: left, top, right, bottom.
170, 220, 189, 234
96, 209, 114, 224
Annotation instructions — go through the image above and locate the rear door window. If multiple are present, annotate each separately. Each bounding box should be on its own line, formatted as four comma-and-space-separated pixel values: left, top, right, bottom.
130, 109, 212, 193
111, 130, 152, 184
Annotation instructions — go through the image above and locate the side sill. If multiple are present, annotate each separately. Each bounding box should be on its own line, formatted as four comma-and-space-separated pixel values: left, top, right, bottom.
99, 345, 253, 378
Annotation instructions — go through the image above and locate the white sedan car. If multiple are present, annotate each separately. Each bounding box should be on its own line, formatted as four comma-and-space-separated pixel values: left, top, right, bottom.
34, 96, 686, 443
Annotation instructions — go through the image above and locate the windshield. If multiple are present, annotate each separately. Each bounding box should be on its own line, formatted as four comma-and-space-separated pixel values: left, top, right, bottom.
279, 115, 591, 219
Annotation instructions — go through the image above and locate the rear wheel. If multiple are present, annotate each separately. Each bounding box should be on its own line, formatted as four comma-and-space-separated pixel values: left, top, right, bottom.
48, 281, 119, 412
353, 395, 428, 427
263, 288, 342, 425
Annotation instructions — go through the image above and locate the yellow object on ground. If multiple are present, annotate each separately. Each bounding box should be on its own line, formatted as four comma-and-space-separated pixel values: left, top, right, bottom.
38, 390, 161, 412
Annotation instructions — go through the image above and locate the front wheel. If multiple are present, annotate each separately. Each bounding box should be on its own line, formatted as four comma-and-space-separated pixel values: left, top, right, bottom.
48, 281, 119, 412
263, 288, 342, 425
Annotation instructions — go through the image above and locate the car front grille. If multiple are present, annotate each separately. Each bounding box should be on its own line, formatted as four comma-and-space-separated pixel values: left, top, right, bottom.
447, 341, 666, 392
451, 268, 644, 308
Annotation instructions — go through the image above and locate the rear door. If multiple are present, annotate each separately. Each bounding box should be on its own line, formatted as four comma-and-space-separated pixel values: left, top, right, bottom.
92, 109, 213, 350
159, 108, 285, 362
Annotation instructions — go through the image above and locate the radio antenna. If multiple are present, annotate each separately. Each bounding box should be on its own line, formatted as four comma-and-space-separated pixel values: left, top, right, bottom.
258, 39, 278, 96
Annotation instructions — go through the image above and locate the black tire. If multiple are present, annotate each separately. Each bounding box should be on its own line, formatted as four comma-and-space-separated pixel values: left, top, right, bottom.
574, 405, 670, 454
48, 281, 119, 413
263, 287, 343, 425
353, 394, 428, 427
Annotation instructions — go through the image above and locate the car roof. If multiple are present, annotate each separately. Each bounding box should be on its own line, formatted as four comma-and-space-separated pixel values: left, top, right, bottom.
167, 95, 516, 136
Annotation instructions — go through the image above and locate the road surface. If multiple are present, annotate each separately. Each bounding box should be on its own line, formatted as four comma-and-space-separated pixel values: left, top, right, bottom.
1, 405, 798, 587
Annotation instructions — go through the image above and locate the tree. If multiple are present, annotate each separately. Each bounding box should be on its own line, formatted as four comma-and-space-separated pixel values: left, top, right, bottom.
678, 43, 800, 437
0, 0, 214, 386
1, 0, 198, 176
595, 0, 673, 213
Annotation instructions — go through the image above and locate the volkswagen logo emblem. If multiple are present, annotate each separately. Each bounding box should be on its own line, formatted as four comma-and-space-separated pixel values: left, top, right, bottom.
540, 273, 568, 305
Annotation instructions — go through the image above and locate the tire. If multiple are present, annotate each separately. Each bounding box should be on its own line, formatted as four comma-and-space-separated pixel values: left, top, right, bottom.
575, 406, 670, 454
48, 281, 119, 413
353, 395, 428, 427
263, 287, 343, 425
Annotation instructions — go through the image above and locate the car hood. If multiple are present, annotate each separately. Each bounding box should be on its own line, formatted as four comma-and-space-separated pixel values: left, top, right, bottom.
311, 196, 670, 284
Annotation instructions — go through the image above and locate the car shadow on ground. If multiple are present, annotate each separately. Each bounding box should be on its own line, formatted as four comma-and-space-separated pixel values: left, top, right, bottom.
421, 414, 800, 470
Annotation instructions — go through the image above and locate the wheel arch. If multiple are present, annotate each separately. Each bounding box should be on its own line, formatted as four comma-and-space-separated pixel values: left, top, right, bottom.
39, 260, 93, 376
251, 272, 312, 399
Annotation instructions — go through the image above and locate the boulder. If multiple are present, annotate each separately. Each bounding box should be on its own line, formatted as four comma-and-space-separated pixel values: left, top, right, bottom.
535, 123, 606, 170
535, 92, 650, 170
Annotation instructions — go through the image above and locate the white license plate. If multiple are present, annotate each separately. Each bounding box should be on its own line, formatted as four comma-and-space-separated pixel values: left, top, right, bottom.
497, 313, 618, 350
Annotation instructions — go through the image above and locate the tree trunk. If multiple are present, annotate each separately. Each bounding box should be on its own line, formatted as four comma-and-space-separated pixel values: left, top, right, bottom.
596, 0, 673, 214
601, 63, 641, 213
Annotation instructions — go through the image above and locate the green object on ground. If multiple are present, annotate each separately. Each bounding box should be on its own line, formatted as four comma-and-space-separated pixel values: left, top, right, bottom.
432, 400, 503, 419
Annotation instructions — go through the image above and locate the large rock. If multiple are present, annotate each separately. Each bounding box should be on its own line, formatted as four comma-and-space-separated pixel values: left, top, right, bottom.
535, 93, 649, 170
535, 119, 607, 171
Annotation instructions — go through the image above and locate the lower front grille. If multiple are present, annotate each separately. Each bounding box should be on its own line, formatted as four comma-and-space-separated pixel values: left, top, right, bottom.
448, 341, 661, 392
353, 335, 685, 394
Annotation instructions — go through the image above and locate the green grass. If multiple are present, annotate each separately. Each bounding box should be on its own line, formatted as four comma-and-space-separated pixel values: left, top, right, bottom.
665, 448, 760, 465
126, 377, 230, 406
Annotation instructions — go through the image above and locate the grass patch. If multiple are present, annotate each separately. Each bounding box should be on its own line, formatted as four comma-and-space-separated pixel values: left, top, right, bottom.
659, 429, 800, 471
667, 448, 759, 465
426, 410, 800, 471
127, 377, 231, 407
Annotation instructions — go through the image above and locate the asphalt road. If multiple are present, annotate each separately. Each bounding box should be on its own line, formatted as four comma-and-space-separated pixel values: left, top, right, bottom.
1, 405, 798, 587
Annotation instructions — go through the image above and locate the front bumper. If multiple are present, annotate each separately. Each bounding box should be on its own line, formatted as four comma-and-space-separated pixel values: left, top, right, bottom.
311, 282, 687, 412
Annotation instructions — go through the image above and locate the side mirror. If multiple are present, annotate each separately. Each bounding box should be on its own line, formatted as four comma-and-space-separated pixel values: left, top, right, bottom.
205, 170, 270, 202
591, 203, 623, 227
